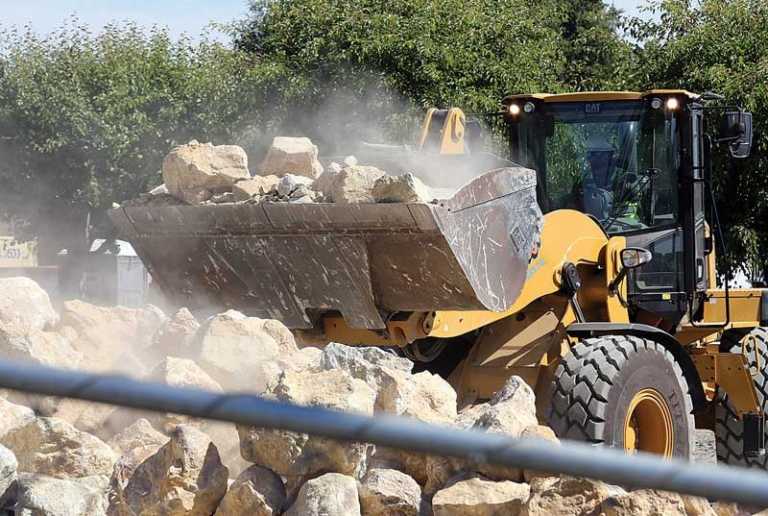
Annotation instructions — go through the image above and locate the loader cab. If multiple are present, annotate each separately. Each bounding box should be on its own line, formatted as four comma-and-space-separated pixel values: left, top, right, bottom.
504, 90, 753, 330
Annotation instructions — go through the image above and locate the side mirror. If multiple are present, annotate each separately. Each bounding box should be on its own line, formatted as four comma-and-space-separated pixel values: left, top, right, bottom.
609, 247, 652, 293
721, 111, 753, 159
621, 247, 653, 269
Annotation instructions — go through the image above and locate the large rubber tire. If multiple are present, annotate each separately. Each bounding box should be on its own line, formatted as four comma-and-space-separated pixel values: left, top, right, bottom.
548, 335, 695, 458
715, 327, 768, 468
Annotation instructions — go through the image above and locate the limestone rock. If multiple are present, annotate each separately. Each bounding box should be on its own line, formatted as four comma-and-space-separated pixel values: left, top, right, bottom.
319, 342, 412, 376
53, 399, 121, 439
14, 473, 110, 516
163, 141, 250, 204
0, 396, 37, 440
710, 502, 749, 516
150, 307, 200, 360
135, 357, 223, 432
214, 465, 286, 516
58, 300, 165, 373
149, 356, 222, 392
237, 369, 375, 477
197, 310, 298, 391
521, 425, 560, 482
373, 173, 433, 203
0, 323, 82, 368
524, 476, 627, 516
682, 495, 718, 516
369, 369, 458, 491
106, 418, 167, 455
432, 476, 530, 516
327, 165, 386, 203
312, 168, 339, 199
289, 346, 322, 371
285, 473, 360, 516
276, 173, 314, 197
121, 425, 228, 516
2, 416, 116, 478
359, 468, 421, 516
454, 376, 538, 483
602, 489, 688, 515
259, 136, 323, 179
0, 444, 18, 505
107, 444, 164, 515
0, 277, 57, 332
318, 343, 413, 410
232, 175, 280, 200
203, 421, 251, 478
458, 376, 537, 435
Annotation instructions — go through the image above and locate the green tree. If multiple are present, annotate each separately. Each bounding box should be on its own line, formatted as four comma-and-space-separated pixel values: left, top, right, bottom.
557, 0, 629, 90
0, 21, 274, 257
627, 0, 768, 278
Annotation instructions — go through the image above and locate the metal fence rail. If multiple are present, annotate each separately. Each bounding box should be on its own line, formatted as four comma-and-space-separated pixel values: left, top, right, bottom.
0, 359, 767, 506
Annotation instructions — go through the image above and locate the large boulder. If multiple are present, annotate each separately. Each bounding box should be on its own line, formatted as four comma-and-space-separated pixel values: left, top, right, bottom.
0, 323, 82, 368
325, 165, 387, 203
237, 369, 375, 478
317, 343, 412, 410
359, 468, 421, 516
197, 310, 299, 391
148, 356, 223, 392
1, 416, 116, 478
0, 396, 38, 440
259, 137, 323, 179
163, 141, 250, 204
120, 425, 228, 516
682, 495, 718, 516
455, 376, 539, 483
0, 277, 57, 332
57, 300, 165, 372
52, 399, 124, 440
521, 425, 560, 482
214, 465, 286, 516
107, 444, 166, 516
0, 444, 17, 505
372, 173, 433, 203
432, 476, 530, 516
601, 489, 689, 515
106, 418, 168, 455
13, 473, 110, 516
150, 307, 200, 360
524, 476, 627, 516
134, 357, 223, 432
285, 473, 360, 516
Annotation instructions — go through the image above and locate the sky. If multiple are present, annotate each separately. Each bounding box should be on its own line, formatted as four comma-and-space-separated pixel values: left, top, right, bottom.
0, 0, 252, 42
0, 0, 651, 43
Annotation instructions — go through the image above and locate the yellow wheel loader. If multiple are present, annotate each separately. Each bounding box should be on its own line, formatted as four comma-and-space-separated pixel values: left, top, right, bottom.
110, 90, 768, 465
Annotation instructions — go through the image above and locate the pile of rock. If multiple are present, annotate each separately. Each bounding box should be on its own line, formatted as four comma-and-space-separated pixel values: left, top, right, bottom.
0, 276, 753, 515
124, 137, 436, 207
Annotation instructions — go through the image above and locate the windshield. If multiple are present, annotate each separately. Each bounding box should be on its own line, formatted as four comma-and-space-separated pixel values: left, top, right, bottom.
508, 100, 681, 235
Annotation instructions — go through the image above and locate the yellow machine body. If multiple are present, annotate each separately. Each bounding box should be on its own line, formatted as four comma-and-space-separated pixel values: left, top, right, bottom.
324, 92, 768, 423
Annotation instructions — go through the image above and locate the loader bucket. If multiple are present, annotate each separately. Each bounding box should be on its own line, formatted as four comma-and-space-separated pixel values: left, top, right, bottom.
109, 167, 542, 330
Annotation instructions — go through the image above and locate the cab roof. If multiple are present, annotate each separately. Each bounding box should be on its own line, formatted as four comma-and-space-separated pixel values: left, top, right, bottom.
502, 90, 699, 104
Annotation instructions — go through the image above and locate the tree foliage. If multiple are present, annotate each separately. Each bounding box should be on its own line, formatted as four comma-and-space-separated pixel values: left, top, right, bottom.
625, 0, 768, 277
0, 21, 275, 254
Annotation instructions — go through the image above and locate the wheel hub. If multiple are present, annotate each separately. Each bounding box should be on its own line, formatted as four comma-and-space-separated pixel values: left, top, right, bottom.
623, 388, 674, 457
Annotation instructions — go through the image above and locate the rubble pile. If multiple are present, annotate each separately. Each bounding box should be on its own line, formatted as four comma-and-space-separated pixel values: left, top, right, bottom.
123, 137, 437, 207
0, 276, 751, 515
